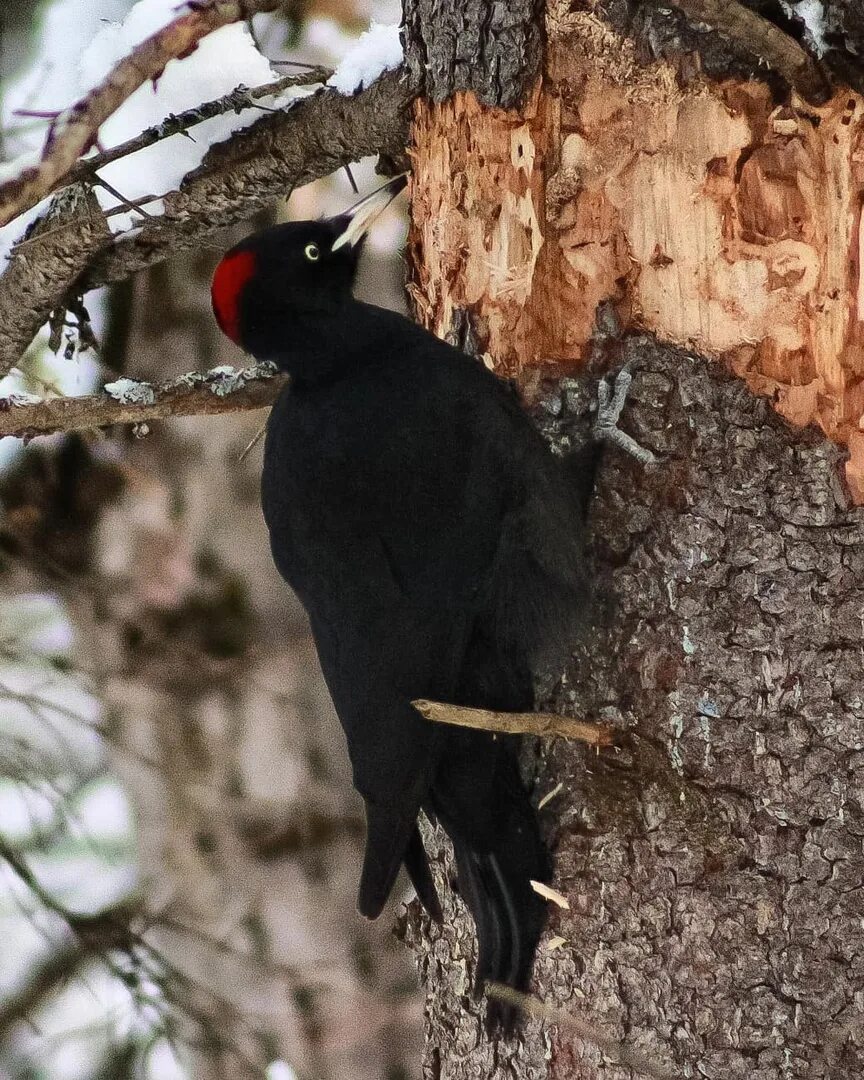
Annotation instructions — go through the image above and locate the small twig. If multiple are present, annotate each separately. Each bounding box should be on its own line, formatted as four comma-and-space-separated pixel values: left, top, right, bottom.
0, 364, 288, 439
66, 69, 332, 190
486, 984, 679, 1080
0, 832, 71, 921
412, 700, 614, 746
269, 59, 325, 69
237, 421, 267, 462
13, 109, 63, 120
0, 68, 412, 379
0, 0, 287, 228
93, 176, 154, 221
668, 0, 830, 102
343, 162, 359, 194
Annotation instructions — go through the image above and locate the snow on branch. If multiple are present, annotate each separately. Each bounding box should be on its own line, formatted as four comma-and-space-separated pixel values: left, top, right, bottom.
0, 69, 413, 377
0, 364, 289, 440
57, 68, 333, 201
327, 23, 404, 95
0, 0, 286, 229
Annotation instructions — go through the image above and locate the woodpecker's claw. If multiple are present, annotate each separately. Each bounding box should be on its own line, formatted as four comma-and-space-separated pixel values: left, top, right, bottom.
593, 366, 657, 466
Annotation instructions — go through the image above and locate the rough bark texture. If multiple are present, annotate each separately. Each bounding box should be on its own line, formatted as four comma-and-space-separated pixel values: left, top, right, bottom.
404, 337, 864, 1080
0, 365, 287, 439
600, 1, 864, 96
403, 0, 544, 107
404, 1, 864, 1077
0, 183, 112, 382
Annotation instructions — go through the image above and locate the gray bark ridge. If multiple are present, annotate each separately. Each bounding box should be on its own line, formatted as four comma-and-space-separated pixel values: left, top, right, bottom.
599, 0, 864, 96
403, 0, 543, 107
406, 340, 864, 1078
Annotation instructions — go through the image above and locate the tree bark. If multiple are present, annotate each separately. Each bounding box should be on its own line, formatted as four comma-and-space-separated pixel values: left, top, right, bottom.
402, 2, 864, 1077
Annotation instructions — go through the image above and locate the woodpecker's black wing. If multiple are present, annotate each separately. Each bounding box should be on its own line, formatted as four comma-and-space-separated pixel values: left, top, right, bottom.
262, 306, 591, 1007
261, 315, 515, 913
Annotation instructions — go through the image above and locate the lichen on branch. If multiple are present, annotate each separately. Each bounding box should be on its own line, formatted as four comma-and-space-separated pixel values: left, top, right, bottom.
0, 364, 288, 440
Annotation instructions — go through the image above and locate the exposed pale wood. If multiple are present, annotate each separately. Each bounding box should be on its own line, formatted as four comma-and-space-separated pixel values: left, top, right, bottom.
405, 3, 864, 1077
409, 7, 864, 497
411, 699, 614, 746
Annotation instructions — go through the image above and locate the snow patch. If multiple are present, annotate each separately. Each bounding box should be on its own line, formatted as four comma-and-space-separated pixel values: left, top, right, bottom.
73, 779, 134, 842
796, 0, 829, 57
1, 0, 304, 246
78, 0, 300, 232
0, 593, 74, 656
205, 360, 278, 396
782, 0, 829, 57
104, 377, 155, 404
266, 1064, 298, 1080
327, 23, 403, 95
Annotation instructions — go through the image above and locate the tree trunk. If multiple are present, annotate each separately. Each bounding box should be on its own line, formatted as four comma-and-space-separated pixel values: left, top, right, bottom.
402, 3, 864, 1077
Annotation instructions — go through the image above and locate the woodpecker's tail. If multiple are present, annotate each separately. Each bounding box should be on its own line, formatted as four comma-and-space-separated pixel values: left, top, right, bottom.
431, 730, 551, 1032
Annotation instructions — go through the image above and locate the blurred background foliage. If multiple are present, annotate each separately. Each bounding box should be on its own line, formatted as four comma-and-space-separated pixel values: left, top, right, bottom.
0, 2, 417, 1078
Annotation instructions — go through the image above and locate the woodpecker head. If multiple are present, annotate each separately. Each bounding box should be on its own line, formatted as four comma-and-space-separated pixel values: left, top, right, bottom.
210, 174, 406, 361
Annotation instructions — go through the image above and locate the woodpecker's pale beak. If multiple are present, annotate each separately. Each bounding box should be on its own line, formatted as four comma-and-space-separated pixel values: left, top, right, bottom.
331, 174, 408, 252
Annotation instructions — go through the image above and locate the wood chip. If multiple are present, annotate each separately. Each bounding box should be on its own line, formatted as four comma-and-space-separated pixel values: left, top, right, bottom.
530, 880, 570, 909
538, 781, 563, 810
545, 935, 568, 952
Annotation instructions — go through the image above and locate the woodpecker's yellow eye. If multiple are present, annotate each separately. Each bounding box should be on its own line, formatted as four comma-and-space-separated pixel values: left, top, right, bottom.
304, 242, 320, 262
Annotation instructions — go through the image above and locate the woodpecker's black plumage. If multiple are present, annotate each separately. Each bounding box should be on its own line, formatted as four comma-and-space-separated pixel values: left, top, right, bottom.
211, 178, 603, 1029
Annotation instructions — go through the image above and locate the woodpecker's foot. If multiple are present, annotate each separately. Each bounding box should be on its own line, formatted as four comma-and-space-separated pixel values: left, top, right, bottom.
593, 367, 656, 466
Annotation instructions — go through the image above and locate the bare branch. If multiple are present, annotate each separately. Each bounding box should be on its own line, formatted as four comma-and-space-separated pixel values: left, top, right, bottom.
83, 70, 412, 289
0, 943, 94, 1038
0, 832, 137, 943
0, 69, 412, 378
47, 68, 333, 202
412, 700, 615, 746
0, 184, 113, 383
668, 0, 830, 102
0, 364, 288, 440
486, 984, 678, 1080
0, 0, 286, 228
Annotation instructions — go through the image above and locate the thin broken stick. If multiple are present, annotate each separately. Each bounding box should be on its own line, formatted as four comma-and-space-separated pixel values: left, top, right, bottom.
486, 984, 678, 1080
412, 700, 613, 746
